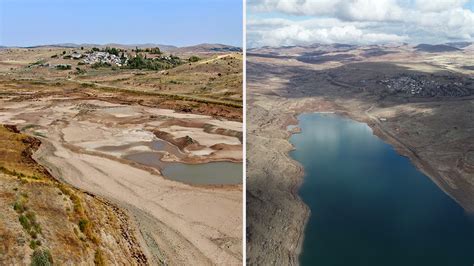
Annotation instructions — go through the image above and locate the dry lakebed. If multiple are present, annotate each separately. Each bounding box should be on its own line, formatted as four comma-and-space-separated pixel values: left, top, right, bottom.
0, 96, 243, 265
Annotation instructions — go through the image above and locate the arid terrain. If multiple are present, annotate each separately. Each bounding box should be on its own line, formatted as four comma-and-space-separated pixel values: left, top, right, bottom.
0, 44, 243, 265
246, 43, 474, 265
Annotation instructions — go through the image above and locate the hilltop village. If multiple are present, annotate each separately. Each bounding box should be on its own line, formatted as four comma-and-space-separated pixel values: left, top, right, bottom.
28, 46, 185, 71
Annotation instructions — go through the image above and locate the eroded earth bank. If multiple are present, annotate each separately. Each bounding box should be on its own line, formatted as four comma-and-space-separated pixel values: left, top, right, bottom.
246, 44, 474, 265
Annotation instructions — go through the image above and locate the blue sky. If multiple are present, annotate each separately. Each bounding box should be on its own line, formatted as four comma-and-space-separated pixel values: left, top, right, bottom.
247, 0, 474, 47
0, 0, 242, 47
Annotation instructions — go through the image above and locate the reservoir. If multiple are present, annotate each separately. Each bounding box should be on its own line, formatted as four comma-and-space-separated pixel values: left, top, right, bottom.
289, 113, 474, 266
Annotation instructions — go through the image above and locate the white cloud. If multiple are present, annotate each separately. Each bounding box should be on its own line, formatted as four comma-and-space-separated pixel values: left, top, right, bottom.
249, 0, 339, 16
338, 0, 404, 21
248, 0, 474, 47
248, 19, 408, 47
415, 0, 468, 12
248, 0, 404, 21
408, 8, 474, 39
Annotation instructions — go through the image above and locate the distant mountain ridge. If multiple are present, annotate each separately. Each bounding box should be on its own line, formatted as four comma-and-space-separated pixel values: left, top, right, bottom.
170, 43, 242, 53
250, 42, 472, 52
415, 44, 461, 53
22, 43, 178, 51
3, 43, 242, 53
444, 42, 472, 49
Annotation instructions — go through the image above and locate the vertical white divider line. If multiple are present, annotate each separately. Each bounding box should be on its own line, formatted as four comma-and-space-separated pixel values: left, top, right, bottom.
242, 0, 247, 264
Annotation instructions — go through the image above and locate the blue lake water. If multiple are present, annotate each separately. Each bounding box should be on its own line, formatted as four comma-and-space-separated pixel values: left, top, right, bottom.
289, 113, 474, 266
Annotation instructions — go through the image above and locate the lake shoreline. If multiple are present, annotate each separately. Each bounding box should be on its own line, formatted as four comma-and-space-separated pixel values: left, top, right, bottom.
282, 107, 473, 265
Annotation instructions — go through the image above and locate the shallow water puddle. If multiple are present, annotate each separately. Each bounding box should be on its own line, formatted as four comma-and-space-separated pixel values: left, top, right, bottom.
107, 138, 241, 185
124, 151, 242, 185
124, 152, 167, 169
149, 139, 184, 158
161, 161, 242, 185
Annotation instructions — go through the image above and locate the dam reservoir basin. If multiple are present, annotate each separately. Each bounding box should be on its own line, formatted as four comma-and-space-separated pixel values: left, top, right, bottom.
289, 113, 474, 266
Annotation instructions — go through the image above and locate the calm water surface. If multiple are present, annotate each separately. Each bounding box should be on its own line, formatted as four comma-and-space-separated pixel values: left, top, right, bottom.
102, 139, 241, 185
125, 152, 242, 185
289, 113, 474, 266
161, 161, 242, 185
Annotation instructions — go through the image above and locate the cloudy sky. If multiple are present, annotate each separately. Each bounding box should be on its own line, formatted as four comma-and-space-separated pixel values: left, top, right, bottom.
248, 0, 474, 47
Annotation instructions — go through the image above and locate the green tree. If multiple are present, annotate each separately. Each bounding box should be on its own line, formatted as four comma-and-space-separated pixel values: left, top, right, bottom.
150, 47, 161, 54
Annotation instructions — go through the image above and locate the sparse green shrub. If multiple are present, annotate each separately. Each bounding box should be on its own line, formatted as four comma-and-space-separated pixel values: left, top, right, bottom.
189, 55, 200, 62
94, 249, 105, 266
29, 239, 41, 249
30, 60, 46, 66
26, 211, 41, 234
127, 54, 146, 69
126, 54, 181, 70
26, 211, 36, 222
69, 193, 84, 215
31, 249, 53, 266
78, 218, 89, 232
91, 62, 111, 68
13, 201, 26, 213
19, 214, 31, 231
80, 83, 95, 88
149, 47, 161, 54
75, 67, 86, 74
108, 47, 121, 56
30, 230, 38, 239
55, 64, 71, 70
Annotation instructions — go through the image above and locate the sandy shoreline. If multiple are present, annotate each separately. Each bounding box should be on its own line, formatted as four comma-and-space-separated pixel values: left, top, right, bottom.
283, 114, 309, 263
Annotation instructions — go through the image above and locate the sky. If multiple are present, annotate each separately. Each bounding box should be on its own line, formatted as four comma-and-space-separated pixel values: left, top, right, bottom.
0, 0, 243, 47
248, 0, 474, 47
